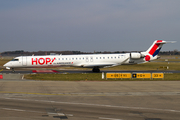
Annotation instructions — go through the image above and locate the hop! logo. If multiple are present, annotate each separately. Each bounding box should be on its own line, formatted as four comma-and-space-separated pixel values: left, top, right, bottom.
32, 57, 56, 65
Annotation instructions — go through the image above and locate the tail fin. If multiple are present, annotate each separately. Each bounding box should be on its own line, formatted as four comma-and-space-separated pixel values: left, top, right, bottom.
146, 40, 166, 57
143, 40, 176, 61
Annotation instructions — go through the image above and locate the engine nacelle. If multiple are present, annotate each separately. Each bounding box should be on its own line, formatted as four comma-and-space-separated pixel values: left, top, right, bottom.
130, 53, 145, 59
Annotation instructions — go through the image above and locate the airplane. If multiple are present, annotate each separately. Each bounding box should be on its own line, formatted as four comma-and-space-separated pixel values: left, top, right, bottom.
3, 40, 175, 72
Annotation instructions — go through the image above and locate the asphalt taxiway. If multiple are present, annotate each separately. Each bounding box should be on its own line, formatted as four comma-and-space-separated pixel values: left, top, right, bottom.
0, 79, 180, 120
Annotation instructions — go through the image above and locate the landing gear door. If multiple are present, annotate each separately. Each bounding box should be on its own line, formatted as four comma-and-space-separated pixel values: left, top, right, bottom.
22, 57, 27, 66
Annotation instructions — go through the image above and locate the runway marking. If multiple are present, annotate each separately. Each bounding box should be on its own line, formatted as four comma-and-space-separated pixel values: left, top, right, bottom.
0, 107, 73, 117
2, 108, 25, 112
0, 91, 68, 96
0, 91, 107, 96
1, 107, 45, 113
99, 117, 123, 120
2, 97, 180, 113
1, 91, 180, 96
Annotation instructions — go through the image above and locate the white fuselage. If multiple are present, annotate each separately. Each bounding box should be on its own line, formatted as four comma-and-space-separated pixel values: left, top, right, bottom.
3, 53, 148, 69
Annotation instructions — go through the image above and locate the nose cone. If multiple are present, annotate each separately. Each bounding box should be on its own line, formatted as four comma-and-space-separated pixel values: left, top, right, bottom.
3, 62, 11, 69
3, 63, 8, 67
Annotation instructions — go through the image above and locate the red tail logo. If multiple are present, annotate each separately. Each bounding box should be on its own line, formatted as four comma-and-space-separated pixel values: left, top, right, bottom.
149, 40, 162, 57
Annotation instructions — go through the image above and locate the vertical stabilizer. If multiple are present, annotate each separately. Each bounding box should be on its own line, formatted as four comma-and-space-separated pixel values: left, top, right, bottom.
142, 40, 168, 61
146, 40, 166, 57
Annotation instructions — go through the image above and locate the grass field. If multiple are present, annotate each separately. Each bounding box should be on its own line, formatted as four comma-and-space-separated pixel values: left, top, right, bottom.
24, 73, 180, 81
102, 62, 180, 71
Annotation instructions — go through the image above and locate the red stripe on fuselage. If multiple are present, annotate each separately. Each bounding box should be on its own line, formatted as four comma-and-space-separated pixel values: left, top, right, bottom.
149, 40, 162, 55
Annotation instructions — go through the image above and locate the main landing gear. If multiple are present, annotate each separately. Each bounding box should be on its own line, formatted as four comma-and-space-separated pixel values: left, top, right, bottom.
92, 67, 100, 72
11, 68, 15, 73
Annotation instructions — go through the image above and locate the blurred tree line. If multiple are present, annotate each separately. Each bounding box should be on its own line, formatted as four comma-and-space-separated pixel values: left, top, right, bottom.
1, 50, 179, 56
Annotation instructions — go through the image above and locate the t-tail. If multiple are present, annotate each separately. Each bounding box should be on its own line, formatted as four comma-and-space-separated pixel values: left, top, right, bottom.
143, 40, 175, 62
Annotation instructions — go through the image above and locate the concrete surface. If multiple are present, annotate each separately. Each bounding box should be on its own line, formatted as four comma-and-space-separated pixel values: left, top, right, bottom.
0, 80, 180, 120
0, 73, 23, 79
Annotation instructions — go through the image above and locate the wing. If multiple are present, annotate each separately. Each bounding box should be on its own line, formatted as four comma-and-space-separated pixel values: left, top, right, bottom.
74, 57, 130, 68
81, 63, 115, 68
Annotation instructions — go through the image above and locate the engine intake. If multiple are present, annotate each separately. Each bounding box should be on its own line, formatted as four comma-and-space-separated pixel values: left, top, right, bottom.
130, 53, 145, 59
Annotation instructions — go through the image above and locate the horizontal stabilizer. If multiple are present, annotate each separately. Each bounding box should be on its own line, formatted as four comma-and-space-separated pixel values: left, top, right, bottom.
155, 41, 176, 44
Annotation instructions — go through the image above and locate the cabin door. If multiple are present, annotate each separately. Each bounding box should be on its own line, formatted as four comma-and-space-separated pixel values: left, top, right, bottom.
90, 56, 93, 62
22, 57, 27, 66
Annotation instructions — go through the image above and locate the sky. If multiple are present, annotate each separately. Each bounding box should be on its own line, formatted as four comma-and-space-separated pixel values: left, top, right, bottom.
0, 0, 180, 53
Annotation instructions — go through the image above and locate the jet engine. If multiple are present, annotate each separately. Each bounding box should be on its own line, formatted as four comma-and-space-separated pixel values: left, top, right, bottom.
130, 53, 145, 59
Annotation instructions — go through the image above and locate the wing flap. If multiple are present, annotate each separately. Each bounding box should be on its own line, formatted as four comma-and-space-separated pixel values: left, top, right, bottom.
81, 63, 115, 68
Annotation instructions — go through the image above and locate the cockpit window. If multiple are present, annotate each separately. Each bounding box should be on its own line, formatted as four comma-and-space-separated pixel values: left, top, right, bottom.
11, 59, 19, 61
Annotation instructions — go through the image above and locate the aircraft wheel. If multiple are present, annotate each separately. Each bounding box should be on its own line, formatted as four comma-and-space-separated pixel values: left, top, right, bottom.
11, 68, 15, 73
92, 67, 100, 72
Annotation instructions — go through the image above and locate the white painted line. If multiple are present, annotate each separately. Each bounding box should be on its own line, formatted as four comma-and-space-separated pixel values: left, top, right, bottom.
47, 112, 65, 116
66, 114, 73, 116
58, 113, 65, 116
47, 112, 58, 115
2, 97, 180, 113
1, 107, 45, 114
99, 117, 123, 120
2, 108, 25, 112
